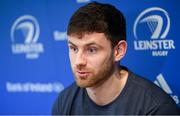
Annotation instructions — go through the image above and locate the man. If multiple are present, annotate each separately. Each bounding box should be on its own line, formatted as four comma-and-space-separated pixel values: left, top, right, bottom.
52, 2, 180, 115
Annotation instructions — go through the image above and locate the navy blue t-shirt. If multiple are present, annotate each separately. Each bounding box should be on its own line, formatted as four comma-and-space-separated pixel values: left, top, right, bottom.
52, 69, 180, 115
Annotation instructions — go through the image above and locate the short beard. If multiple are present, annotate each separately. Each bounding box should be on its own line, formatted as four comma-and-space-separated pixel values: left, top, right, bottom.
74, 51, 116, 88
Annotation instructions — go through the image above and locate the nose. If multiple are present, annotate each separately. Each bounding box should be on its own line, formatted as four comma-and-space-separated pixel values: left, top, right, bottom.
75, 52, 87, 69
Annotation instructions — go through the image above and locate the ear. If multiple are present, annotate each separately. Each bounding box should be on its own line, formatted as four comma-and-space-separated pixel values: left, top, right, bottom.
114, 40, 127, 62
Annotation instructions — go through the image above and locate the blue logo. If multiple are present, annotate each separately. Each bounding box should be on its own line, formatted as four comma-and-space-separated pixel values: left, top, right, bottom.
11, 15, 44, 59
133, 7, 175, 57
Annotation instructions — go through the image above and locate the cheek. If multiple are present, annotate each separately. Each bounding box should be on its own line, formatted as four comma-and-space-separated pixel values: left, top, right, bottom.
88, 53, 112, 69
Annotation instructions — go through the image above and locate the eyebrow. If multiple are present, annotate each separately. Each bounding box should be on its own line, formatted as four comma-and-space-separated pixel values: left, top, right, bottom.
68, 41, 100, 47
68, 41, 77, 47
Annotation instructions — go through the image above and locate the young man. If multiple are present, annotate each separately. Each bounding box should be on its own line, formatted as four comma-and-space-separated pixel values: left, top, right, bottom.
52, 2, 180, 115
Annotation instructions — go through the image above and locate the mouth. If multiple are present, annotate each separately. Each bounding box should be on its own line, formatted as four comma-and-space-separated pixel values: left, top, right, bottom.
76, 71, 90, 79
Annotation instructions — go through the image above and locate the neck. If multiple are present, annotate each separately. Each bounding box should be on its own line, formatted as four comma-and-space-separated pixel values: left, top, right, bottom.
86, 66, 128, 106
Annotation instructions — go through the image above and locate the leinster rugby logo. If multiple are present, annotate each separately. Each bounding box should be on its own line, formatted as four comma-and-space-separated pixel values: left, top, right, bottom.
11, 15, 44, 59
133, 7, 175, 56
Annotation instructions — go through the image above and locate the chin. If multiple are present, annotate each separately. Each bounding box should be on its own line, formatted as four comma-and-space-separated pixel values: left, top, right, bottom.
75, 80, 93, 88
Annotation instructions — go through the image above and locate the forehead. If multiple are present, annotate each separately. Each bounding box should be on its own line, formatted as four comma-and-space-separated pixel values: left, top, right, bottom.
68, 33, 111, 47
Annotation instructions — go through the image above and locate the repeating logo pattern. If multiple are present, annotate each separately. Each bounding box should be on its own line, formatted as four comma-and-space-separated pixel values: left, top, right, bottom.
133, 7, 175, 57
11, 15, 44, 59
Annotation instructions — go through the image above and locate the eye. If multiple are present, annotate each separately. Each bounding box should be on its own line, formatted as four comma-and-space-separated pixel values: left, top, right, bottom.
69, 46, 78, 53
87, 47, 97, 54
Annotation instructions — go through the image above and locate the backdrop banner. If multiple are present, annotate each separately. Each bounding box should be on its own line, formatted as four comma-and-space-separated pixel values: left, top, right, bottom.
0, 0, 179, 114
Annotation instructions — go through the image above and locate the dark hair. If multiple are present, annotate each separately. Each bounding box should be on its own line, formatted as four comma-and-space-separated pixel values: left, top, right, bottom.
67, 2, 126, 48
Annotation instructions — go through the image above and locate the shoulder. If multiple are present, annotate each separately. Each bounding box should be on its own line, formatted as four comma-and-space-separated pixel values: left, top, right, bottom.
129, 71, 170, 103
127, 70, 180, 114
59, 82, 79, 98
52, 82, 80, 115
